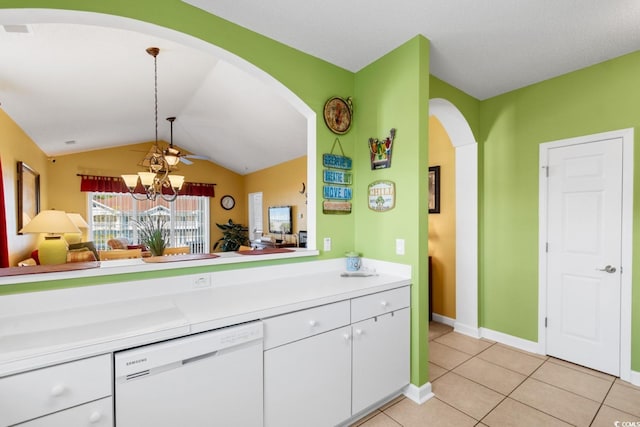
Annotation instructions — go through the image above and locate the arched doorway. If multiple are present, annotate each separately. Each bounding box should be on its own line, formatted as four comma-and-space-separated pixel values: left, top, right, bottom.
429, 98, 478, 337
0, 7, 317, 250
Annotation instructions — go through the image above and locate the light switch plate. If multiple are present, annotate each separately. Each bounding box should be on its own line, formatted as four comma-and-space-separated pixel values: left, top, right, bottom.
395, 239, 405, 255
323, 237, 331, 251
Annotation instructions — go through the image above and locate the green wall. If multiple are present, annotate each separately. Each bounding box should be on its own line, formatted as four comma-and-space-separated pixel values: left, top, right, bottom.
429, 75, 481, 141
479, 51, 640, 370
4, 0, 638, 380
0, 1, 433, 385
354, 36, 430, 385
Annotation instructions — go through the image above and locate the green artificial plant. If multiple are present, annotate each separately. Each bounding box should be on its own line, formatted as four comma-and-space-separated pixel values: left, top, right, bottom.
132, 215, 169, 256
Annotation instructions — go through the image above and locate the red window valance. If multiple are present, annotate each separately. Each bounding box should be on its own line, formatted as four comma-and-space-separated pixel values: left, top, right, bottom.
78, 175, 216, 198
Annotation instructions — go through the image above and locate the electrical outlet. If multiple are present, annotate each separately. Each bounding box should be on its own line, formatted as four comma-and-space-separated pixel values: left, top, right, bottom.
395, 239, 405, 255
192, 276, 211, 289
323, 237, 332, 251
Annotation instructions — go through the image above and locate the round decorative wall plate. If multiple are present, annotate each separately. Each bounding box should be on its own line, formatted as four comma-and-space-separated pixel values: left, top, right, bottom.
220, 195, 235, 210
323, 96, 353, 135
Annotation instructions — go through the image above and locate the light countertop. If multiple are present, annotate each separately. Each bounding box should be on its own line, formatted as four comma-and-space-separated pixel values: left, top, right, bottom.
0, 258, 411, 376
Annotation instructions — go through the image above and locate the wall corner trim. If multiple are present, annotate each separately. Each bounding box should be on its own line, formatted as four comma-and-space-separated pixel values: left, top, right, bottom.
404, 382, 434, 404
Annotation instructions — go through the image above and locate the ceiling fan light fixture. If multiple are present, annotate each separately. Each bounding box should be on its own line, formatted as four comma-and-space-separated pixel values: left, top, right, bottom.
164, 150, 181, 166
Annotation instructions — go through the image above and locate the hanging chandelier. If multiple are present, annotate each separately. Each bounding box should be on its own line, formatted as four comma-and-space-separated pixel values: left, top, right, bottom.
122, 47, 185, 202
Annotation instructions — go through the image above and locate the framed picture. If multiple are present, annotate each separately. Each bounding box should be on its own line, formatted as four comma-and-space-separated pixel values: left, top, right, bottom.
17, 161, 40, 234
428, 165, 440, 214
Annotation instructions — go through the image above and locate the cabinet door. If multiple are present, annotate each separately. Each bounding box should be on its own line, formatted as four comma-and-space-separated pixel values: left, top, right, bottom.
352, 308, 410, 415
264, 326, 351, 427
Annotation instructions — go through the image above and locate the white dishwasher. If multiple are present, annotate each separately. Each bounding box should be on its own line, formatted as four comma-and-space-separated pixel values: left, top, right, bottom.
114, 321, 263, 427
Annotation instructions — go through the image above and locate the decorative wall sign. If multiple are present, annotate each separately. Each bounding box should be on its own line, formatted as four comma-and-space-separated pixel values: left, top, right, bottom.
428, 165, 441, 214
369, 128, 396, 170
322, 153, 352, 170
323, 169, 352, 185
323, 96, 353, 135
323, 185, 352, 200
323, 200, 352, 214
323, 138, 352, 214
368, 180, 396, 212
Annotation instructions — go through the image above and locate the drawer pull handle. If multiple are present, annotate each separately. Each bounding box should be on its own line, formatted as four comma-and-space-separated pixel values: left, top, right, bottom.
89, 411, 102, 423
354, 328, 363, 336
343, 333, 351, 341
308, 320, 318, 327
381, 301, 389, 307
50, 384, 66, 397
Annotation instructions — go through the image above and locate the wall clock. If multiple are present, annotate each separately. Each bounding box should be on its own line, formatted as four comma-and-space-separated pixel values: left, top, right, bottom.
220, 195, 235, 210
323, 96, 353, 135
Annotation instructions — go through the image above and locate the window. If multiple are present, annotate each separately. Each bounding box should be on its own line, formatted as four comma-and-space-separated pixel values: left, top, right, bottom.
88, 192, 209, 253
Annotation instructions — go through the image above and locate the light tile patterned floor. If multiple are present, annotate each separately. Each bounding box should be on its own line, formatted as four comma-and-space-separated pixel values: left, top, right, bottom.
351, 322, 640, 427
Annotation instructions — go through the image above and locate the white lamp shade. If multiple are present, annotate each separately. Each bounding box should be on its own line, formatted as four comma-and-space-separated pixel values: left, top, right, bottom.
168, 174, 185, 190
19, 210, 80, 234
121, 174, 140, 189
67, 213, 89, 229
138, 171, 157, 187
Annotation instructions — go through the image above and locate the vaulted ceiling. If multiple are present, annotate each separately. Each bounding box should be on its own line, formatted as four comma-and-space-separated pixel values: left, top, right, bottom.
2, 2, 640, 174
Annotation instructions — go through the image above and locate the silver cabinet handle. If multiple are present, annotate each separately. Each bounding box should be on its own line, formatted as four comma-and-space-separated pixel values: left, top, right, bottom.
597, 265, 617, 273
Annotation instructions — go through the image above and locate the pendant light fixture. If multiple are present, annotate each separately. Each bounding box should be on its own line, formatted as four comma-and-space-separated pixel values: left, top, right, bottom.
122, 47, 185, 202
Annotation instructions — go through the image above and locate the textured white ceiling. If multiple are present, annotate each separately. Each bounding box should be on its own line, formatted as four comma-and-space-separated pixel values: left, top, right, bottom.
184, 0, 640, 100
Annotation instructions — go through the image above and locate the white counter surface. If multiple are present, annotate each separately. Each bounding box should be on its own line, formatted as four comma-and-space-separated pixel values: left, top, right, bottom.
0, 258, 411, 377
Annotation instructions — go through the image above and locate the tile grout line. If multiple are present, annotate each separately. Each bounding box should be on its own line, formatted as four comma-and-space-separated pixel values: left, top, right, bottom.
504, 360, 595, 426
428, 324, 631, 427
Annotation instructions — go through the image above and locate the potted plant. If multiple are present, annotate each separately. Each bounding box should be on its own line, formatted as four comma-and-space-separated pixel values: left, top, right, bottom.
132, 215, 169, 256
213, 219, 249, 252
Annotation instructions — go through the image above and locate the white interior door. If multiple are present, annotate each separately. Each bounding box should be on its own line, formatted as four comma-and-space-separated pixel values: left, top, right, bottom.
248, 192, 263, 241
545, 137, 622, 375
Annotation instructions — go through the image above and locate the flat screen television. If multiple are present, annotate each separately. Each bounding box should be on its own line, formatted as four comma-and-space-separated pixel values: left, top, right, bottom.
268, 206, 292, 234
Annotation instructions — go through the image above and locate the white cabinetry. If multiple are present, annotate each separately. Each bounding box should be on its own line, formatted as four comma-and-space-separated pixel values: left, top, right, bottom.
263, 286, 410, 426
0, 354, 112, 426
264, 326, 352, 427
264, 301, 351, 427
17, 397, 112, 427
352, 309, 410, 414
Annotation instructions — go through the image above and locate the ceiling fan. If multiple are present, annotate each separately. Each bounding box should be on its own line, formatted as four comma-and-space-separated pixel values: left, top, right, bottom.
163, 116, 210, 166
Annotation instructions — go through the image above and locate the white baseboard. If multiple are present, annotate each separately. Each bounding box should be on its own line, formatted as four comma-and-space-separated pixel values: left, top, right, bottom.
630, 370, 640, 387
454, 321, 480, 338
431, 313, 455, 327
480, 327, 544, 355
404, 382, 434, 404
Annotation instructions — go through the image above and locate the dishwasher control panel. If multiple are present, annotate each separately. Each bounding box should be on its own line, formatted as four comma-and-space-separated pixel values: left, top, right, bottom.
114, 321, 263, 378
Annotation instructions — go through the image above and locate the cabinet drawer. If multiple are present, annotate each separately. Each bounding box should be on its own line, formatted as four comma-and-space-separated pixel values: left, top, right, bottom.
263, 301, 350, 349
0, 354, 111, 426
351, 286, 410, 323
17, 397, 113, 427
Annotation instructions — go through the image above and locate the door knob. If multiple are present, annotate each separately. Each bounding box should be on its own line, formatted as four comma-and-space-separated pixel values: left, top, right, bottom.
597, 265, 617, 273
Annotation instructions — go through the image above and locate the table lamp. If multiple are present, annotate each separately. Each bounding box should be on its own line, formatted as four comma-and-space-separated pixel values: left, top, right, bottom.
19, 210, 80, 265
64, 213, 89, 244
